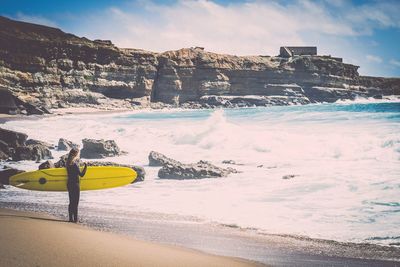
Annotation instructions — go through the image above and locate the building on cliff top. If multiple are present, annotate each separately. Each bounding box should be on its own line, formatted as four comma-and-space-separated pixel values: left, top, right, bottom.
280, 46, 317, 58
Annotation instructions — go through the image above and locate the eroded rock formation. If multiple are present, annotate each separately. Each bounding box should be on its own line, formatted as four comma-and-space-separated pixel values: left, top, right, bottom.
148, 151, 179, 166
0, 127, 53, 161
0, 16, 399, 114
57, 138, 78, 151
80, 138, 123, 159
149, 151, 237, 179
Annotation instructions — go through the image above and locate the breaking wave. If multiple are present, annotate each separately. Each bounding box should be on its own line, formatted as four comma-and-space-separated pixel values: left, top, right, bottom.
1, 101, 400, 245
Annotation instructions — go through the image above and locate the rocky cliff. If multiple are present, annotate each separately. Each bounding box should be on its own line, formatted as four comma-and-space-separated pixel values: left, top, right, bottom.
0, 16, 399, 114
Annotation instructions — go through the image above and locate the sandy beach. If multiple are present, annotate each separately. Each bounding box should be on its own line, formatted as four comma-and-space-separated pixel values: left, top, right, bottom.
1, 4, 400, 267
0, 107, 135, 124
0, 208, 261, 267
1, 105, 400, 266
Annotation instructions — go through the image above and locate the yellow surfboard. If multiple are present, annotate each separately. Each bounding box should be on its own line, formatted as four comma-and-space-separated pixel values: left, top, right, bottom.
9, 166, 137, 191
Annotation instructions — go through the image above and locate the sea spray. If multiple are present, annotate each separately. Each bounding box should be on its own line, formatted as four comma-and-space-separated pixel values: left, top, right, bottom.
1, 101, 400, 245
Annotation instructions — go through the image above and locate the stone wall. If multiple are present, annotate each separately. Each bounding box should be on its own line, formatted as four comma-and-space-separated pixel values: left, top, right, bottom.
280, 46, 317, 57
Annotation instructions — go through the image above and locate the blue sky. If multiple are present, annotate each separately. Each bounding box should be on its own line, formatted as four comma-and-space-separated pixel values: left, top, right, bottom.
2, 0, 400, 77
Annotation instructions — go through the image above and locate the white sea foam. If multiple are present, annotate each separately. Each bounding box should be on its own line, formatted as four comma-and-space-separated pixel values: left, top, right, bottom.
1, 102, 400, 245
335, 95, 400, 104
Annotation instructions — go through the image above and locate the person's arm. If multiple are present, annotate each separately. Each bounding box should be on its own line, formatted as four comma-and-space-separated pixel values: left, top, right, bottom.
79, 163, 88, 177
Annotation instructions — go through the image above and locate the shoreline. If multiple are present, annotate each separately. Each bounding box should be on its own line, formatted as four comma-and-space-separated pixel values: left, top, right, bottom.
0, 208, 262, 267
1, 203, 399, 267
0, 107, 133, 124
1, 102, 400, 266
1, 95, 399, 124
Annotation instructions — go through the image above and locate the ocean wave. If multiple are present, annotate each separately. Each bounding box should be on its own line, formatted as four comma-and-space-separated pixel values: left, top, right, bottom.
335, 95, 400, 104
1, 102, 399, 246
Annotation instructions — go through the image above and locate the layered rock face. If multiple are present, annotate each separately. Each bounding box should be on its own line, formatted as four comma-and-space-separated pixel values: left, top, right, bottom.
0, 16, 399, 113
153, 49, 362, 105
0, 128, 53, 161
80, 139, 123, 159
0, 16, 158, 112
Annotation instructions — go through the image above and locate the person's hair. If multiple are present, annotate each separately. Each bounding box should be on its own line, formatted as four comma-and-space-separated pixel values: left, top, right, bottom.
66, 148, 80, 166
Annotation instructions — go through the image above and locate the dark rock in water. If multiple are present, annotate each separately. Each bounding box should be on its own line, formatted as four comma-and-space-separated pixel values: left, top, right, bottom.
26, 139, 55, 149
80, 138, 123, 159
222, 160, 244, 166
149, 151, 237, 179
12, 144, 53, 161
0, 150, 9, 160
58, 138, 79, 151
282, 174, 299, 180
159, 159, 237, 180
372, 94, 383, 99
0, 140, 11, 160
0, 127, 27, 148
131, 165, 145, 182
0, 128, 55, 162
0, 167, 24, 185
148, 151, 179, 166
0, 183, 5, 189
54, 154, 68, 168
38, 160, 55, 170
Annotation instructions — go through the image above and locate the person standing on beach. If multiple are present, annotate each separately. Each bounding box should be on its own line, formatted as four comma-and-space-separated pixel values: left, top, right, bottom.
66, 148, 87, 223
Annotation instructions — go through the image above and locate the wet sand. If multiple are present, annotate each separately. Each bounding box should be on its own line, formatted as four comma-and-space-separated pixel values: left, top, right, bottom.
1, 109, 400, 266
1, 203, 400, 267
0, 208, 261, 267
0, 107, 134, 124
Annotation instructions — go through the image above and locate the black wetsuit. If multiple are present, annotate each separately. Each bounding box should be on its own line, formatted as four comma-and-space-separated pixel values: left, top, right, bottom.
66, 162, 87, 222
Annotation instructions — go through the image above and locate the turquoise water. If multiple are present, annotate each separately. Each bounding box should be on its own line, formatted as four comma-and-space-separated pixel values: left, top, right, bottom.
117, 102, 400, 122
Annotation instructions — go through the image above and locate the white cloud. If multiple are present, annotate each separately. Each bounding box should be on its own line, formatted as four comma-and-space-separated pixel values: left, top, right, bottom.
14, 12, 58, 28
389, 59, 400, 67
71, 0, 380, 56
366, 55, 383, 63
350, 2, 400, 28
10, 0, 399, 76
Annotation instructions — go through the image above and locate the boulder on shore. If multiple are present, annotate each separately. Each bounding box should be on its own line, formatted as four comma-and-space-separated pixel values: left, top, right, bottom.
57, 138, 78, 151
0, 140, 11, 160
80, 138, 123, 159
26, 139, 55, 149
0, 88, 18, 114
12, 144, 53, 161
14, 96, 49, 115
0, 128, 54, 162
0, 127, 27, 148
